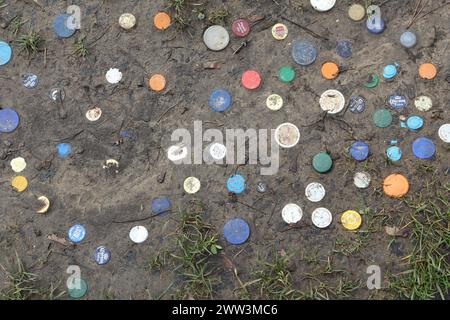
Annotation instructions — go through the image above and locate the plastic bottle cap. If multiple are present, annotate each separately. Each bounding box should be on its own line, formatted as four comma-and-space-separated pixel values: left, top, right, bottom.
292, 40, 317, 66
366, 15, 385, 34
68, 224, 86, 243
407, 116, 423, 130
50, 87, 66, 102
364, 73, 379, 88
336, 40, 352, 58
312, 152, 332, 173
348, 4, 365, 21
86, 107, 102, 121
400, 31, 417, 48
282, 203, 303, 224
151, 197, 172, 215
0, 41, 12, 65
168, 145, 188, 162
419, 63, 438, 80
184, 176, 201, 194
241, 70, 261, 90
232, 19, 250, 37
386, 146, 402, 162
57, 143, 72, 158
310, 0, 336, 12
354, 171, 371, 189
348, 96, 366, 114
227, 175, 246, 194
383, 65, 397, 79
350, 141, 370, 161
388, 95, 407, 110
271, 23, 288, 40
94, 246, 111, 265
11, 176, 28, 192
209, 143, 227, 160
129, 226, 148, 244
438, 124, 450, 143
0, 108, 20, 133
223, 218, 250, 245
154, 12, 171, 30
22, 73, 38, 89
105, 68, 122, 84
274, 123, 300, 148
203, 25, 229, 51
10, 157, 26, 173
412, 137, 436, 159
149, 74, 166, 92
53, 14, 76, 38
321, 62, 339, 80
312, 208, 332, 228
305, 182, 326, 202
319, 89, 345, 114
256, 182, 267, 193
383, 174, 409, 198
278, 66, 296, 83
36, 196, 50, 214
68, 278, 88, 299
341, 210, 362, 230
414, 96, 432, 111
119, 13, 136, 30
373, 109, 392, 128
209, 89, 232, 112
266, 94, 283, 111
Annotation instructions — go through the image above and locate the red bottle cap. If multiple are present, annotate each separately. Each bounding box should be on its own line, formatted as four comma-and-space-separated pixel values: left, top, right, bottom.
232, 19, 251, 37
241, 70, 261, 90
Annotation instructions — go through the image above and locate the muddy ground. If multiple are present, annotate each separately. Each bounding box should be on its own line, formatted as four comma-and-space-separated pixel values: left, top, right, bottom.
0, 0, 448, 300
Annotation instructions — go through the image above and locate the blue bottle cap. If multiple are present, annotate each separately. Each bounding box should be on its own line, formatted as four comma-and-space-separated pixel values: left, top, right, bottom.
388, 95, 407, 110
407, 116, 423, 131
151, 197, 172, 215
227, 174, 246, 194
348, 96, 366, 113
53, 14, 76, 38
94, 246, 111, 265
412, 137, 436, 159
350, 141, 370, 161
223, 218, 250, 245
22, 73, 39, 89
0, 41, 13, 66
57, 143, 72, 158
68, 224, 86, 243
383, 65, 397, 79
292, 40, 317, 66
336, 40, 352, 58
366, 16, 385, 34
208, 89, 232, 112
0, 108, 20, 133
400, 31, 417, 48
386, 146, 402, 162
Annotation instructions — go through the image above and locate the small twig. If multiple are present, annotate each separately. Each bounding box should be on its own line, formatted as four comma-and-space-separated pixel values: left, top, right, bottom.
281, 16, 329, 41
112, 212, 169, 224
156, 101, 181, 124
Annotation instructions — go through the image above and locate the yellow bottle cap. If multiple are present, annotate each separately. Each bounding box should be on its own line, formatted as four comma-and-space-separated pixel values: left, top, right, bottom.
184, 177, 201, 194
266, 94, 283, 111
348, 4, 365, 21
272, 23, 288, 40
12, 176, 28, 192
341, 210, 362, 230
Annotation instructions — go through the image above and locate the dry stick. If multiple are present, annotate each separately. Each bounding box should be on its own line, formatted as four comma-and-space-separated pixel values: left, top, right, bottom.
407, 0, 427, 29
407, 0, 422, 28
411, 1, 450, 27
156, 101, 181, 124
281, 16, 329, 41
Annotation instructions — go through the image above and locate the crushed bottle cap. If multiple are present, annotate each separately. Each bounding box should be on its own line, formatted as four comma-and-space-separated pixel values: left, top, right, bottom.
336, 40, 352, 58
414, 96, 432, 111
151, 197, 172, 215
53, 14, 76, 38
341, 210, 362, 230
50, 87, 65, 102
223, 218, 250, 245
321, 62, 339, 80
227, 174, 246, 194
364, 73, 379, 88
319, 89, 345, 114
383, 174, 409, 198
406, 116, 423, 131
386, 146, 402, 162
354, 171, 371, 189
348, 4, 365, 21
412, 137, 436, 159
154, 12, 171, 30
184, 176, 201, 194
10, 157, 26, 173
68, 224, 86, 243
129, 226, 148, 244
0, 108, 20, 133
86, 107, 102, 122
105, 68, 122, 84
388, 95, 407, 110
438, 124, 450, 143
348, 96, 366, 114
271, 23, 288, 40
203, 25, 229, 51
350, 141, 370, 161
0, 41, 12, 65
209, 89, 232, 112
11, 176, 28, 192
274, 123, 300, 148
22, 73, 38, 89
119, 13, 136, 30
373, 109, 392, 128
419, 63, 438, 80
232, 19, 251, 38
305, 182, 326, 202
168, 144, 189, 162
278, 66, 296, 83
57, 143, 72, 158
292, 40, 317, 66
310, 0, 336, 12
149, 74, 166, 92
94, 246, 111, 265
311, 207, 332, 228
36, 196, 50, 214
282, 203, 303, 224
241, 70, 261, 90
312, 152, 332, 173
266, 94, 283, 111
400, 31, 417, 48
209, 142, 227, 160
68, 278, 88, 299
256, 182, 267, 193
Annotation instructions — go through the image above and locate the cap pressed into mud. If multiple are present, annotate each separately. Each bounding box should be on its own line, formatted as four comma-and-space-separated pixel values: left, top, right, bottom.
105, 68, 122, 84
319, 89, 345, 114
388, 95, 407, 110
22, 73, 38, 89
350, 141, 370, 161
336, 40, 352, 58
266, 94, 283, 111
419, 63, 438, 80
53, 14, 76, 38
373, 109, 393, 128
129, 226, 148, 244
311, 207, 332, 228
209, 143, 227, 160
0, 108, 20, 133
151, 197, 172, 215
383, 64, 398, 79
184, 176, 201, 194
223, 218, 250, 245
438, 124, 450, 143
386, 146, 403, 162
292, 40, 317, 66
232, 19, 250, 38
400, 31, 417, 48
274, 123, 300, 148
407, 116, 424, 131
0, 41, 12, 65
354, 171, 371, 189
86, 107, 102, 122
227, 174, 246, 194
348, 4, 365, 21
271, 23, 288, 40
203, 25, 230, 51
364, 73, 379, 88
68, 224, 86, 243
149, 74, 166, 92
68, 278, 88, 299
414, 96, 432, 111
10, 157, 26, 173
168, 145, 188, 162
341, 210, 362, 230
348, 96, 366, 113
282, 203, 303, 224
321, 62, 339, 80
119, 13, 136, 30
208, 89, 232, 112
383, 174, 409, 198
57, 143, 72, 158
11, 176, 28, 192
94, 246, 111, 265
366, 11, 385, 34
312, 152, 332, 173
310, 0, 336, 12
278, 66, 295, 83
412, 137, 436, 159
154, 12, 171, 30
305, 182, 326, 202
241, 70, 261, 90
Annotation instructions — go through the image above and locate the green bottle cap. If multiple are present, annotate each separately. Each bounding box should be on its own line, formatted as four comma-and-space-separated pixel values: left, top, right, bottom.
312, 152, 332, 173
68, 278, 88, 299
279, 66, 295, 83
364, 73, 379, 88
373, 109, 393, 128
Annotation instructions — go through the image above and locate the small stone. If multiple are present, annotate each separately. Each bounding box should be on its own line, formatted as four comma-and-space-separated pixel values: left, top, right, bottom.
157, 172, 166, 183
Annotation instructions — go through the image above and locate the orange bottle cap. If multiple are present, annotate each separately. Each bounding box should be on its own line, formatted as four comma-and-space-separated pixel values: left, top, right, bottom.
154, 12, 171, 30
383, 174, 409, 198
321, 62, 339, 80
419, 63, 437, 80
149, 74, 166, 92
